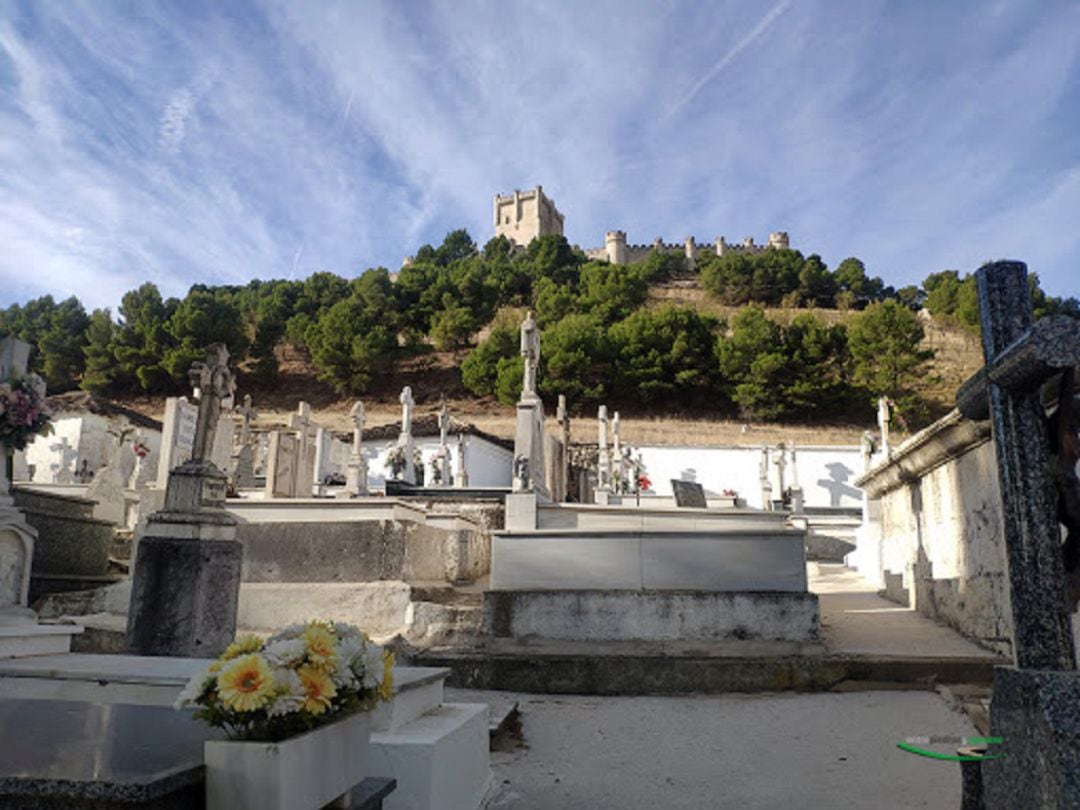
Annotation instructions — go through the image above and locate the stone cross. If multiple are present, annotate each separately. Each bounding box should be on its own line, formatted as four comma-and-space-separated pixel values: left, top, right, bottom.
397, 387, 416, 485
400, 386, 415, 436
877, 396, 891, 458
956, 261, 1080, 671
520, 311, 540, 400
187, 344, 236, 467
759, 445, 773, 508
438, 399, 450, 447
774, 442, 787, 496
237, 394, 256, 446
612, 411, 623, 490
455, 433, 468, 488
597, 405, 611, 491
556, 395, 570, 501
341, 400, 368, 497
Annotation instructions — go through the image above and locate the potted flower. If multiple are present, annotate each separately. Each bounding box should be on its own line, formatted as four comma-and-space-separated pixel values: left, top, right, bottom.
176, 620, 394, 810
0, 369, 51, 490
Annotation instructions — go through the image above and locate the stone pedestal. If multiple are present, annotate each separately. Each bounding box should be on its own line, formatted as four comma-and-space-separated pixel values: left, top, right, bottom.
982, 667, 1080, 807
512, 398, 548, 498
126, 460, 241, 657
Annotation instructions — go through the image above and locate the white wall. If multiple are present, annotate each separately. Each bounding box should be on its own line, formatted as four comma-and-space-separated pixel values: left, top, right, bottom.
362, 436, 513, 489
631, 444, 864, 509
23, 413, 162, 486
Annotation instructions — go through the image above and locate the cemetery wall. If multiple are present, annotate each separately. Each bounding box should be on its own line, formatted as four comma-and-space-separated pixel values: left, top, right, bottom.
363, 436, 513, 489
855, 411, 1014, 655
634, 444, 864, 510
23, 412, 162, 486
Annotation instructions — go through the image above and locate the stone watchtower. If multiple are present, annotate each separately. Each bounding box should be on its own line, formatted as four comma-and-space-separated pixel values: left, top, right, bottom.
494, 186, 565, 247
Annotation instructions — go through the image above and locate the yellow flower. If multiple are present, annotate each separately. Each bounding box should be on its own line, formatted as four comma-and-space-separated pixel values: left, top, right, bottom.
302, 623, 338, 672
298, 665, 337, 715
221, 635, 264, 661
378, 650, 395, 702
217, 654, 275, 712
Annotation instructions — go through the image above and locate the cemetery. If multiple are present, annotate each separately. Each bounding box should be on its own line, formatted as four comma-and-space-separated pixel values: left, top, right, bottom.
0, 260, 1076, 807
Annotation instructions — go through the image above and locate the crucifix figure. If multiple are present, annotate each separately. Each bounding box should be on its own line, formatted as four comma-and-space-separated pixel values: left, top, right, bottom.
187, 344, 236, 467
520, 311, 540, 400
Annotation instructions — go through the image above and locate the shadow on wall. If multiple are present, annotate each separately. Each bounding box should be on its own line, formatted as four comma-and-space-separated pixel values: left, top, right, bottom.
817, 462, 861, 507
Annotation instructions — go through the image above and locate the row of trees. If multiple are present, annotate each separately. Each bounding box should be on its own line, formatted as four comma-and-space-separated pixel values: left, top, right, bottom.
462, 300, 933, 422
0, 228, 1075, 426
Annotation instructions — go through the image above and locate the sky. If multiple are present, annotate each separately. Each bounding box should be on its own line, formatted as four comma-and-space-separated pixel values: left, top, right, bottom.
1, 0, 1078, 312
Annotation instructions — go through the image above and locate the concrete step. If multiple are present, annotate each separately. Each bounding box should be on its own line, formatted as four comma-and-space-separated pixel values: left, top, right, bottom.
0, 623, 84, 659
444, 687, 520, 740
415, 640, 1006, 695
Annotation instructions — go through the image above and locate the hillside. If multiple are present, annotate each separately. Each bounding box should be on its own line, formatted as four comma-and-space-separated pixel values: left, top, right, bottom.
108, 301, 984, 448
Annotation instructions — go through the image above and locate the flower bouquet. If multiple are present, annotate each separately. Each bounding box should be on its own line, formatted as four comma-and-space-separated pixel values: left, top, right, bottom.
0, 374, 51, 451
176, 620, 394, 742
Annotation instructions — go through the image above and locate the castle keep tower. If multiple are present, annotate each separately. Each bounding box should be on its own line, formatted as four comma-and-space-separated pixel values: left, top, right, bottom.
494, 186, 565, 246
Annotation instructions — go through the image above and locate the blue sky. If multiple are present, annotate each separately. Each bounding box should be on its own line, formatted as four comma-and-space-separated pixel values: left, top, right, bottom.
1, 0, 1078, 311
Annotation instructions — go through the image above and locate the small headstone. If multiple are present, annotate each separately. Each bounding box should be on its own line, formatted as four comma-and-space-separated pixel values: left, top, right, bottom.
155, 397, 198, 489
671, 479, 707, 508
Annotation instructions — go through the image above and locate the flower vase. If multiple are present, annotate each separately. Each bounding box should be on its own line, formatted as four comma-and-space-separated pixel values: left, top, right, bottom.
204, 710, 371, 810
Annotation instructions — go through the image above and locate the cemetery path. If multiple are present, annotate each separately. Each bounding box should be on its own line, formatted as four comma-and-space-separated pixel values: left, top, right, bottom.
811, 564, 1004, 660
484, 690, 971, 809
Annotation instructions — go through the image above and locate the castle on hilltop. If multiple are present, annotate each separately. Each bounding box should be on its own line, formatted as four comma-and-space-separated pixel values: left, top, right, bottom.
492, 185, 790, 270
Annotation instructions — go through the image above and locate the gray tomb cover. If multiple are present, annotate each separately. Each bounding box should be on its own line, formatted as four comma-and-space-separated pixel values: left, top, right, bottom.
671, 479, 707, 508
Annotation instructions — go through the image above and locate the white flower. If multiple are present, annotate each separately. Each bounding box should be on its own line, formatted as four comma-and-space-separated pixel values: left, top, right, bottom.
266, 668, 306, 717
361, 643, 385, 690
174, 664, 215, 710
264, 638, 306, 666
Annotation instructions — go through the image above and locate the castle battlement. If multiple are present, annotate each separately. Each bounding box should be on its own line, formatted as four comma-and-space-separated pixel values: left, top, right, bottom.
584, 229, 791, 268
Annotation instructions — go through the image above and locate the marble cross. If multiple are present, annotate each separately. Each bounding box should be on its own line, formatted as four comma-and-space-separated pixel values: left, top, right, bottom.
400, 386, 415, 436
956, 260, 1080, 670
187, 344, 236, 466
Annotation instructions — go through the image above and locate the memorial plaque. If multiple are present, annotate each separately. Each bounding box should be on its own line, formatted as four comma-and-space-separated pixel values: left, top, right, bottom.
671, 479, 707, 508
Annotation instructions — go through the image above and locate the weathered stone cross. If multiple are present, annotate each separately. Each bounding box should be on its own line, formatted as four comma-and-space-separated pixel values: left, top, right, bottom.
187, 344, 236, 467
956, 261, 1080, 671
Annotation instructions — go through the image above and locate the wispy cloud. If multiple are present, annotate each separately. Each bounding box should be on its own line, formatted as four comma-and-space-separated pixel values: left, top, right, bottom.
0, 0, 1077, 313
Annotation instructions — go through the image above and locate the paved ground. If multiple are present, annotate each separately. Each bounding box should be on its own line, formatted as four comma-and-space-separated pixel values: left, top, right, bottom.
812, 564, 1002, 658
484, 690, 975, 809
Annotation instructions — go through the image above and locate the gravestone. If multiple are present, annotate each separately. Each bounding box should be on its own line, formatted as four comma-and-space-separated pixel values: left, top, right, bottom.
671, 479, 708, 508
264, 431, 299, 498
511, 312, 548, 496
155, 397, 198, 489
0, 337, 39, 625
127, 343, 242, 658
230, 394, 257, 489
877, 396, 892, 458
953, 261, 1080, 808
